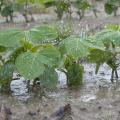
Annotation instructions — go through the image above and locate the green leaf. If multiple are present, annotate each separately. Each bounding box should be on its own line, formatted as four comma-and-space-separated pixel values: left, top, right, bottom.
73, 0, 90, 10
0, 29, 24, 48
96, 29, 120, 47
20, 39, 33, 50
39, 46, 61, 67
59, 37, 89, 58
29, 0, 36, 4
88, 49, 109, 74
104, 3, 114, 14
105, 0, 120, 6
105, 24, 120, 31
15, 46, 61, 79
59, 36, 104, 59
0, 25, 58, 48
10, 47, 26, 62
66, 62, 84, 87
0, 46, 6, 52
40, 67, 58, 88
15, 51, 45, 79
88, 49, 112, 64
83, 37, 104, 50
88, 47, 116, 74
28, 26, 58, 44
17, 0, 36, 4
17, 0, 25, 4
44, 0, 56, 7
0, 62, 14, 86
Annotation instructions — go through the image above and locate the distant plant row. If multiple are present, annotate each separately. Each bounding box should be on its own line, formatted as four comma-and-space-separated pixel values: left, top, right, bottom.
0, 0, 120, 23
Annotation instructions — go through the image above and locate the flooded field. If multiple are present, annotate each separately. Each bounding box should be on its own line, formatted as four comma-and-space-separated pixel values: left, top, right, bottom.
0, 1, 120, 120
0, 63, 120, 120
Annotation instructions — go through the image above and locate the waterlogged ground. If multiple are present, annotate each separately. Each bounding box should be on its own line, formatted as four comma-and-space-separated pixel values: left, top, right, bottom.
1, 1, 120, 120
0, 64, 120, 120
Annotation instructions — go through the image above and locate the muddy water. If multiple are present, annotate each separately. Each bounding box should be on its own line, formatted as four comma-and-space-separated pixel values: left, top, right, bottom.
0, 64, 120, 120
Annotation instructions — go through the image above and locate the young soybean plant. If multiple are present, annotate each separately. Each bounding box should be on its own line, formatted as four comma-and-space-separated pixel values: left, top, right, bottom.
104, 0, 120, 16
16, 0, 37, 22
72, 0, 91, 20
0, 0, 17, 23
44, 0, 71, 20
0, 25, 61, 92
58, 35, 104, 87
88, 24, 120, 82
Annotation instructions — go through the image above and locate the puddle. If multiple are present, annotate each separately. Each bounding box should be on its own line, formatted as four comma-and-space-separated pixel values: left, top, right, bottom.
80, 94, 96, 102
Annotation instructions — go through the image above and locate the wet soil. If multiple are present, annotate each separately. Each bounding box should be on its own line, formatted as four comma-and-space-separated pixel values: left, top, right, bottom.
0, 1, 120, 120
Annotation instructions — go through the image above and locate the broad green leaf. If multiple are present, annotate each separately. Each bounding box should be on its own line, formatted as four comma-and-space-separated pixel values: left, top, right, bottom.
29, 26, 58, 44
96, 29, 120, 47
15, 46, 61, 79
16, 51, 45, 79
59, 36, 104, 59
39, 46, 61, 67
0, 29, 24, 48
82, 37, 104, 50
0, 25, 58, 48
88, 49, 112, 64
59, 37, 89, 58
88, 49, 113, 74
